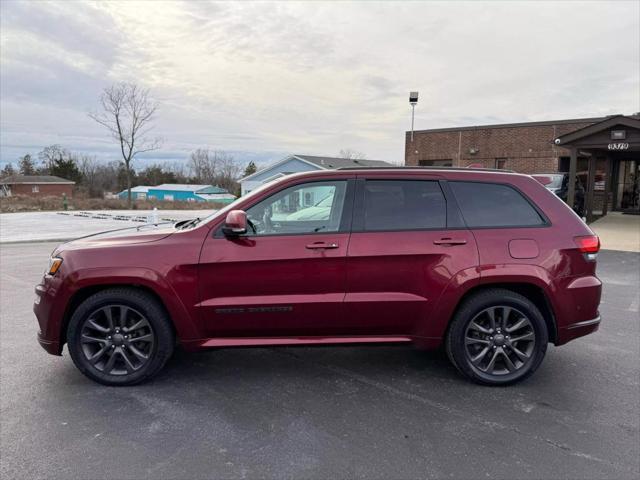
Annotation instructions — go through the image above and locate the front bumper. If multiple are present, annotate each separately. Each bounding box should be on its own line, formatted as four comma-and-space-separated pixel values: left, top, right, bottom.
34, 279, 65, 356
37, 331, 61, 355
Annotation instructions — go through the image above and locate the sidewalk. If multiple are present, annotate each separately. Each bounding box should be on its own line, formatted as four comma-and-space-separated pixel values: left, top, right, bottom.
0, 209, 215, 243
590, 212, 640, 253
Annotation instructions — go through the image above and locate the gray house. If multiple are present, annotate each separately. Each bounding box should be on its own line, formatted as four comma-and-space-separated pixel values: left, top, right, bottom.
239, 154, 392, 195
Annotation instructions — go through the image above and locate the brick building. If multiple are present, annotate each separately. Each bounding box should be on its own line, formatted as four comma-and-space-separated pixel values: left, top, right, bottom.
405, 114, 640, 220
404, 116, 609, 172
0, 175, 75, 198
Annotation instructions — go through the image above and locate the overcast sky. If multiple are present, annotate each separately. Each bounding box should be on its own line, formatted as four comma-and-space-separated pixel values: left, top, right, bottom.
1, 0, 638, 169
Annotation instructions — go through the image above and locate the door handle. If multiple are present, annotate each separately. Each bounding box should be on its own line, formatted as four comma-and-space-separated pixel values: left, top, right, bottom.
433, 238, 467, 246
306, 242, 339, 250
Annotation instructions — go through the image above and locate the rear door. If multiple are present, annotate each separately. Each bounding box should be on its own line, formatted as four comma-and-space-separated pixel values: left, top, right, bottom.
344, 175, 479, 336
447, 180, 553, 270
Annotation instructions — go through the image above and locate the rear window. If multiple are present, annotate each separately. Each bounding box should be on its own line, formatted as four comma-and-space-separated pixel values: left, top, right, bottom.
450, 181, 545, 228
532, 174, 563, 189
363, 180, 446, 231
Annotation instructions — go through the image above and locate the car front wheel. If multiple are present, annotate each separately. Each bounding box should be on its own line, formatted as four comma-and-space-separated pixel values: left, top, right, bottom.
446, 289, 548, 386
67, 288, 175, 386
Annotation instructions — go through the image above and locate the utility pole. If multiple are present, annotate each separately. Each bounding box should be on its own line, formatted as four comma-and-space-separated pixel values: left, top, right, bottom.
409, 91, 419, 142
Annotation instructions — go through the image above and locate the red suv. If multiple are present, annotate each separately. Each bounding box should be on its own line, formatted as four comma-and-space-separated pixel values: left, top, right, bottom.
34, 168, 602, 386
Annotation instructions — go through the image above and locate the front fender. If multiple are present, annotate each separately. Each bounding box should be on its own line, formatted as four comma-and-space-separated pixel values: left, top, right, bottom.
47, 266, 200, 350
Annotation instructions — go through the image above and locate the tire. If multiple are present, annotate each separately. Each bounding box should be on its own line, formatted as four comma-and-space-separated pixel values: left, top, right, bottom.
445, 288, 548, 386
67, 288, 175, 386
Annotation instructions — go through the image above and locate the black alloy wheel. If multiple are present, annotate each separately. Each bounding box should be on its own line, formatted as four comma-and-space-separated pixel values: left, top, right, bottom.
446, 289, 548, 385
79, 304, 155, 375
67, 288, 174, 386
464, 305, 536, 377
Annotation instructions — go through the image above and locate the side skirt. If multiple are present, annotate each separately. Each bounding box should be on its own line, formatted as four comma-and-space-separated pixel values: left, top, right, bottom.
195, 335, 414, 348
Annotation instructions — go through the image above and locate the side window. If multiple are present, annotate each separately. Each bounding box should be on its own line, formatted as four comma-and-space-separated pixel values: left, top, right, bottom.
450, 181, 545, 227
245, 181, 347, 236
363, 180, 446, 231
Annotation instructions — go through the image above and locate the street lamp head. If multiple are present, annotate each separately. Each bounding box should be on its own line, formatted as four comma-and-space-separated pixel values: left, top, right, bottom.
409, 91, 419, 105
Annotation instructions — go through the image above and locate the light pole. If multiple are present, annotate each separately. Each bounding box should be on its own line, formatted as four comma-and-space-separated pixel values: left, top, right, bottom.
409, 91, 419, 142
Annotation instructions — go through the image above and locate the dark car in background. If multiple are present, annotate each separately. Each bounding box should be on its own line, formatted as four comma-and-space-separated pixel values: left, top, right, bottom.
532, 173, 586, 216
35, 168, 602, 387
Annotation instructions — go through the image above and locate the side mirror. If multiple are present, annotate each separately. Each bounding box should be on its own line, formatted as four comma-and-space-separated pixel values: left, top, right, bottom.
222, 210, 248, 236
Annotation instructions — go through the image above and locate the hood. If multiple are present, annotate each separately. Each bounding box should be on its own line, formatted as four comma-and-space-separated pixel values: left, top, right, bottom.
55, 223, 177, 253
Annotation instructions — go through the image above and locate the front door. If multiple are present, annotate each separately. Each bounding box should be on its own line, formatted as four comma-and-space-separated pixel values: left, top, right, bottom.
198, 178, 354, 338
616, 159, 640, 213
344, 177, 479, 336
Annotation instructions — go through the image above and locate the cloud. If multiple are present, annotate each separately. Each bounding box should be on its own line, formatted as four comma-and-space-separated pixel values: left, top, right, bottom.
1, 0, 638, 167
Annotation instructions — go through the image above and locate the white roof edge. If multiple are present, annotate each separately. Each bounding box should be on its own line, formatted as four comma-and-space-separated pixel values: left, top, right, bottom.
118, 186, 152, 194
1, 181, 74, 185
290, 155, 330, 170
260, 172, 287, 184
196, 193, 237, 198
152, 184, 212, 192
239, 155, 324, 182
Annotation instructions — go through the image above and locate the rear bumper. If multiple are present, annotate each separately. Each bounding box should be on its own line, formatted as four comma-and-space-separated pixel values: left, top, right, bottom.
566, 315, 601, 330
553, 274, 602, 345
558, 314, 601, 344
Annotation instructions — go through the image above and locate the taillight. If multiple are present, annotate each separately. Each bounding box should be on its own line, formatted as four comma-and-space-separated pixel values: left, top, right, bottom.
574, 235, 600, 261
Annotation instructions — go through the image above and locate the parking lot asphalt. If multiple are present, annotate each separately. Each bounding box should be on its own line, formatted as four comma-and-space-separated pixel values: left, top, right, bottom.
1, 242, 638, 480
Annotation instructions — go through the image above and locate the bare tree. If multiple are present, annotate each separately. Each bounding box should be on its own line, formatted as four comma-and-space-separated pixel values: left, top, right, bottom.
89, 83, 161, 207
38, 145, 68, 173
187, 148, 242, 193
339, 148, 367, 160
95, 161, 122, 195
77, 155, 102, 197
212, 152, 242, 193
188, 148, 215, 183
165, 161, 188, 182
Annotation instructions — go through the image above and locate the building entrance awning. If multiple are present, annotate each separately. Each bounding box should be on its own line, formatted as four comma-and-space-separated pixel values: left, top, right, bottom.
553, 115, 640, 221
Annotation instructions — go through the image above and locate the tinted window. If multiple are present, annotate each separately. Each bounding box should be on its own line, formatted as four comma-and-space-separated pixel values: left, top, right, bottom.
246, 181, 347, 235
532, 174, 564, 189
450, 182, 545, 227
363, 180, 446, 231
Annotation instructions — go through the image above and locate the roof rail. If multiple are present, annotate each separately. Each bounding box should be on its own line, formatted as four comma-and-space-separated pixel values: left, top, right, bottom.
335, 165, 515, 173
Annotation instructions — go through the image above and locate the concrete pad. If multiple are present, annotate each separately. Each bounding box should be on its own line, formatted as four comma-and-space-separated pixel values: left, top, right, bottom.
0, 209, 217, 243
590, 212, 640, 253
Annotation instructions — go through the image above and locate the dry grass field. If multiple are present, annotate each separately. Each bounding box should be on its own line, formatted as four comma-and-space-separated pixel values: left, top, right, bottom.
0, 194, 226, 213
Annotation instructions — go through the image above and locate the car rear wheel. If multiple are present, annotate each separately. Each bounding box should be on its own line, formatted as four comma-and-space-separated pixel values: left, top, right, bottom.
446, 289, 548, 385
67, 288, 174, 386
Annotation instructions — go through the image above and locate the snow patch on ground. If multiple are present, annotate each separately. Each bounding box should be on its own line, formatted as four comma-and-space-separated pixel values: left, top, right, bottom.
0, 210, 217, 243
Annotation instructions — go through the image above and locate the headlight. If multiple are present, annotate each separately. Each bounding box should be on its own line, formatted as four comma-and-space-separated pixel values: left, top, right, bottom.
47, 257, 63, 276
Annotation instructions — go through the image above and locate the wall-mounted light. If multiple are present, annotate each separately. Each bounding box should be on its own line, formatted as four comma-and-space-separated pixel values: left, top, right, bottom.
611, 130, 626, 140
